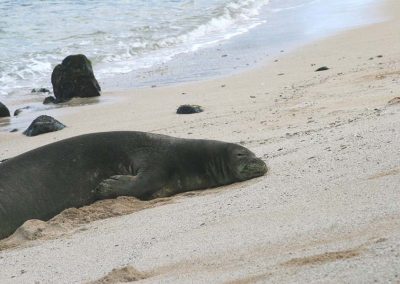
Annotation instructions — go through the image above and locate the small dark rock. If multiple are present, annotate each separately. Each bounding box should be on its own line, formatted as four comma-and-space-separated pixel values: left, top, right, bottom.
31, 88, 50, 93
10, 129, 18, 133
0, 102, 10, 118
51, 54, 101, 102
315, 66, 330, 72
176, 105, 203, 114
14, 106, 31, 116
23, 115, 66, 137
43, 96, 56, 105
376, 55, 383, 58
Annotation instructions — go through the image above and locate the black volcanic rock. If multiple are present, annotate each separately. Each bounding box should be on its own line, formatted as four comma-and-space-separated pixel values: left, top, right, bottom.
31, 88, 50, 93
51, 54, 101, 102
14, 106, 31, 116
176, 105, 204, 114
43, 96, 57, 105
23, 115, 66, 137
315, 66, 330, 72
0, 102, 10, 118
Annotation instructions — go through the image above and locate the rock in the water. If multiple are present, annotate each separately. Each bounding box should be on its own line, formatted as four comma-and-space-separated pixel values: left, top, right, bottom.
23, 115, 66, 137
10, 129, 18, 133
31, 88, 50, 93
14, 106, 31, 116
51, 54, 101, 102
0, 102, 10, 118
315, 66, 330, 72
176, 105, 204, 114
43, 96, 57, 105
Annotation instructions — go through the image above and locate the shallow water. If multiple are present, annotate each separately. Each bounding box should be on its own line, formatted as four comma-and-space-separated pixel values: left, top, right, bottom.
0, 0, 269, 97
107, 0, 383, 89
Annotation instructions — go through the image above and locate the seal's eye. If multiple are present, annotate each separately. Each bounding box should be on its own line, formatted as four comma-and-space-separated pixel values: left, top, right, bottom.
236, 152, 245, 157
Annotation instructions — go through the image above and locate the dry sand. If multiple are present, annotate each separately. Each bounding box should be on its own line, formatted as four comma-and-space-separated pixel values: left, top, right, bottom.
1, 0, 400, 283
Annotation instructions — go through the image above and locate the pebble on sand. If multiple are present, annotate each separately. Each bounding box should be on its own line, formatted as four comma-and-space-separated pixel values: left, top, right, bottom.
176, 105, 204, 114
315, 66, 330, 72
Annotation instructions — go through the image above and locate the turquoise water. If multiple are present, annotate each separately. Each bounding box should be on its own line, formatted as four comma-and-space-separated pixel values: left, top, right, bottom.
0, 0, 269, 97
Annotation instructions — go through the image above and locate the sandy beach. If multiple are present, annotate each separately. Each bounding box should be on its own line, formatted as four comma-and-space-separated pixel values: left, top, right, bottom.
1, 0, 400, 283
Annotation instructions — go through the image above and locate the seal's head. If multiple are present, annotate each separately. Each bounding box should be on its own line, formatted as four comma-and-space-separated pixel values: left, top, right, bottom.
227, 144, 267, 181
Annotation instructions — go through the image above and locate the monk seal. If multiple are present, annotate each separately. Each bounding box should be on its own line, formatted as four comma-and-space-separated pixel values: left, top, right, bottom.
0, 131, 267, 239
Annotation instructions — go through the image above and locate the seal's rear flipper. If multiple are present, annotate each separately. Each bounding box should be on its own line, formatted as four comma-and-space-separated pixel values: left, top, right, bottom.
94, 175, 138, 199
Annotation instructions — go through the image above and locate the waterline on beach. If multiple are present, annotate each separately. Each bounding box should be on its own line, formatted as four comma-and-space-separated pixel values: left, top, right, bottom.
0, 0, 269, 98
0, 0, 386, 134
102, 0, 385, 90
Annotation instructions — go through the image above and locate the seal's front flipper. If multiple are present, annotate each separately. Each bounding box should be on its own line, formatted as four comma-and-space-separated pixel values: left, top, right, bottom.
94, 175, 137, 199
95, 169, 169, 200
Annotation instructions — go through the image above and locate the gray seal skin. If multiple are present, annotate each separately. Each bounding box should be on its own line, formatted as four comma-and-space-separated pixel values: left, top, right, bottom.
0, 131, 267, 239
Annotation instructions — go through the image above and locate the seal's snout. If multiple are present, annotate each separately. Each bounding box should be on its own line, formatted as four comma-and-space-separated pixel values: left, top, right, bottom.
237, 157, 267, 180
248, 158, 268, 175
229, 144, 268, 181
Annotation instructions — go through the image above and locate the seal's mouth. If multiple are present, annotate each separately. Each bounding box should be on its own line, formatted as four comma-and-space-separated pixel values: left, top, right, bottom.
237, 158, 267, 180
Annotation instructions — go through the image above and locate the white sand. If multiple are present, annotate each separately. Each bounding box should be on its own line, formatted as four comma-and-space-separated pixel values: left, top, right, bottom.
1, 0, 400, 282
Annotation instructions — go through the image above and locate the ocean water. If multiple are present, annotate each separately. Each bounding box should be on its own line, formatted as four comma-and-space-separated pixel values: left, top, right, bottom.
0, 0, 384, 131
0, 0, 269, 97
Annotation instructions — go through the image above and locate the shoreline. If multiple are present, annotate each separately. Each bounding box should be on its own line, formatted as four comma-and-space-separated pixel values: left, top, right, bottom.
0, 0, 386, 123
1, 0, 400, 282
101, 0, 386, 92
0, 0, 396, 159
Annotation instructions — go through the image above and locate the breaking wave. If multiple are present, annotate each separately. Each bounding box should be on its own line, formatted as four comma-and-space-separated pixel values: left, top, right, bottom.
0, 0, 269, 96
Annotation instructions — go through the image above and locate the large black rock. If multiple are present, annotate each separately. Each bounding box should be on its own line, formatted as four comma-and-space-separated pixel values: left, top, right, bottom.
23, 115, 66, 137
51, 54, 101, 102
0, 102, 10, 118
